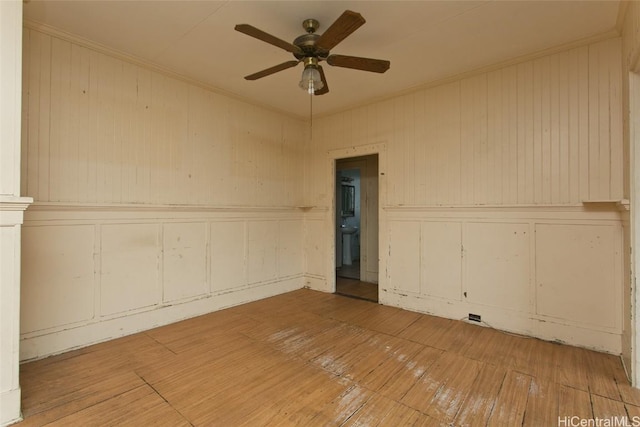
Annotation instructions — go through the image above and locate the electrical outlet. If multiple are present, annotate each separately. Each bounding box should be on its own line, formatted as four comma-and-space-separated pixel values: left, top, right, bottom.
468, 313, 481, 322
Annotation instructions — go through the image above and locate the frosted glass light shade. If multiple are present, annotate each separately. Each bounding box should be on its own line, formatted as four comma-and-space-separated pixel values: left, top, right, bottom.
299, 66, 324, 94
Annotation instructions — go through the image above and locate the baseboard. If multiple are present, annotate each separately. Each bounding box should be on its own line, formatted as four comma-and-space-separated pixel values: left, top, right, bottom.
0, 387, 22, 427
20, 277, 303, 362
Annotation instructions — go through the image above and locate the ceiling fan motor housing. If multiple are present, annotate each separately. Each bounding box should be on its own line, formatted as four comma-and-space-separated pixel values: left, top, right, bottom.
293, 32, 329, 60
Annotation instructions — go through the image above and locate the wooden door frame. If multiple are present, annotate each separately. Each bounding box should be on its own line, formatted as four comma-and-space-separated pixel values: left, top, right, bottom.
326, 143, 387, 295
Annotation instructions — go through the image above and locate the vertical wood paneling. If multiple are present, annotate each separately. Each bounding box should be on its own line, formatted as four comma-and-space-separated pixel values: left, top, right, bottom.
577, 46, 591, 203
86, 50, 101, 203
608, 39, 624, 200
517, 61, 535, 203
423, 82, 461, 205
23, 29, 622, 208
35, 32, 52, 202
461, 74, 488, 205
488, 66, 518, 204
311, 38, 622, 207
22, 29, 305, 207
558, 51, 570, 204
20, 28, 29, 195
414, 91, 427, 204
73, 44, 91, 203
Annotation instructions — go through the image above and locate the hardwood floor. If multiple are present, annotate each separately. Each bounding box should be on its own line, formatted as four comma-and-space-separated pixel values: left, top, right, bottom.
17, 289, 640, 426
336, 277, 378, 302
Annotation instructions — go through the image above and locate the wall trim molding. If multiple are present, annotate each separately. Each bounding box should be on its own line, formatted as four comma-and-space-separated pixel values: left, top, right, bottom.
23, 203, 305, 223
27, 202, 302, 212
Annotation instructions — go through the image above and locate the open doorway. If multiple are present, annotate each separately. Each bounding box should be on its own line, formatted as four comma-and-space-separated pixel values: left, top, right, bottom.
335, 154, 379, 302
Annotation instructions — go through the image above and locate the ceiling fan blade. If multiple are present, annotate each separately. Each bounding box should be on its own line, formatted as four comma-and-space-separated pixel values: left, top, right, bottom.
235, 24, 302, 55
315, 10, 366, 51
327, 54, 390, 73
244, 60, 300, 80
315, 65, 329, 95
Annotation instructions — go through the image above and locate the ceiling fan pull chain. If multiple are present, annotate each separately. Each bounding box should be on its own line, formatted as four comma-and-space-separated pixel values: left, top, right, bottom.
309, 92, 313, 143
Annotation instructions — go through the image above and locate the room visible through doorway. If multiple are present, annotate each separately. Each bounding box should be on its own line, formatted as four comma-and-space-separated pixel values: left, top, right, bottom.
335, 154, 379, 302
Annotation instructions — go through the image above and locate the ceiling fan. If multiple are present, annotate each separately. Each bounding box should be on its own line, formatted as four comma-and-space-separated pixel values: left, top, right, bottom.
235, 10, 390, 96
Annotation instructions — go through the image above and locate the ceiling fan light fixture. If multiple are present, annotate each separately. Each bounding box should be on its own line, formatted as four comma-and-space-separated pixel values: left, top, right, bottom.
299, 57, 324, 95
299, 66, 323, 95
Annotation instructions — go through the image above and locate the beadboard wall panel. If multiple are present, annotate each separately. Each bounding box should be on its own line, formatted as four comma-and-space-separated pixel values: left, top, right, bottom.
308, 38, 622, 207
21, 29, 305, 207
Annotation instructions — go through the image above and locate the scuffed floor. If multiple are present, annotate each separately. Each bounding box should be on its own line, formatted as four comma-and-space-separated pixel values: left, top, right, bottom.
17, 289, 640, 426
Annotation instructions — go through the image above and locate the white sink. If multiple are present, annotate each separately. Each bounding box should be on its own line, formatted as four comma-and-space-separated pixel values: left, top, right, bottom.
341, 226, 357, 234
341, 227, 357, 265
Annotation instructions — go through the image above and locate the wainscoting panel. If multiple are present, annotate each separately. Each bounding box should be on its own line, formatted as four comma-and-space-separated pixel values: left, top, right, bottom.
100, 223, 160, 316
210, 220, 246, 293
421, 221, 462, 301
163, 222, 208, 303
381, 206, 624, 353
535, 223, 620, 329
20, 205, 305, 360
21, 224, 95, 333
247, 220, 279, 284
388, 221, 421, 294
278, 220, 304, 278
304, 217, 327, 279
464, 222, 531, 312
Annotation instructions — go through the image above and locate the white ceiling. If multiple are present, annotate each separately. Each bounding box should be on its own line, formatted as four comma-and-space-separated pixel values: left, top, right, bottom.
23, 0, 621, 119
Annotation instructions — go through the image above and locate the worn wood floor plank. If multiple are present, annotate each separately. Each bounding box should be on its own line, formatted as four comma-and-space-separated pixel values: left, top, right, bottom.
16, 289, 634, 426
453, 364, 507, 426
522, 377, 560, 427
558, 385, 593, 419
486, 370, 532, 426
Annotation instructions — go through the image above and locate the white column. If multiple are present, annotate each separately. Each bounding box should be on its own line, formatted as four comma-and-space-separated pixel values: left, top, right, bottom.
0, 1, 31, 425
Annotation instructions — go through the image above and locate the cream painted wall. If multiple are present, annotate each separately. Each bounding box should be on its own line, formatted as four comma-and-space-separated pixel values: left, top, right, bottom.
305, 37, 626, 354
19, 27, 307, 361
